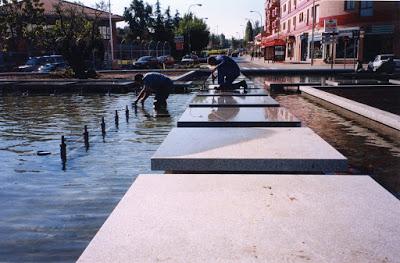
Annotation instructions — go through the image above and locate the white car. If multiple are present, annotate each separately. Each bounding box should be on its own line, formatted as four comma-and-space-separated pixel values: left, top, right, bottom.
368, 54, 400, 72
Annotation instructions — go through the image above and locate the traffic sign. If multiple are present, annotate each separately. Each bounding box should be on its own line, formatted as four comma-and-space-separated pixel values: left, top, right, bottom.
324, 19, 337, 33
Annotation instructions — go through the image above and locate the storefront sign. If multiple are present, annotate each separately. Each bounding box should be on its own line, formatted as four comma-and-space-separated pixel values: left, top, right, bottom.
324, 19, 337, 33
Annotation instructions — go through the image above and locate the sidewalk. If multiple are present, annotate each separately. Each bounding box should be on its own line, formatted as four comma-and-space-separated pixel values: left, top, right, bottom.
240, 55, 358, 70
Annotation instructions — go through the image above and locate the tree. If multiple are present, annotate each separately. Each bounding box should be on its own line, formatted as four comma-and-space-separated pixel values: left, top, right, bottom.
48, 1, 105, 78
244, 21, 254, 43
0, 0, 45, 55
175, 13, 210, 53
253, 20, 262, 36
152, 0, 165, 41
123, 0, 153, 41
173, 10, 181, 29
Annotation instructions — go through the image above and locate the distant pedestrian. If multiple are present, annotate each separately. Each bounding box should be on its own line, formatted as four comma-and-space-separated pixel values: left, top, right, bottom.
208, 55, 247, 90
133, 72, 173, 110
251, 51, 255, 61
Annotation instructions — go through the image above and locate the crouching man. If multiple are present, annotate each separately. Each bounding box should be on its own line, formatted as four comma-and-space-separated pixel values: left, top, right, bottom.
133, 72, 173, 110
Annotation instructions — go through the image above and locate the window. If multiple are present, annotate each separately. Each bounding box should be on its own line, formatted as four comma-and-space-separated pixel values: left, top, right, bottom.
311, 5, 320, 20
288, 20, 291, 32
293, 16, 296, 29
344, 0, 355, 10
360, 1, 373, 16
294, 0, 297, 9
299, 12, 304, 22
288, 1, 291, 12
99, 26, 111, 40
283, 4, 286, 12
307, 9, 309, 25
283, 22, 286, 30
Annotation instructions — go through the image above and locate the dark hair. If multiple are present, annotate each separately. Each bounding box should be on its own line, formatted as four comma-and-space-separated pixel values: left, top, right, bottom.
208, 56, 217, 65
134, 74, 144, 82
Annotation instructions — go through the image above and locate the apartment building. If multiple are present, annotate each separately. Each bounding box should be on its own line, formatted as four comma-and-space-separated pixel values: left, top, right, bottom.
262, 0, 400, 63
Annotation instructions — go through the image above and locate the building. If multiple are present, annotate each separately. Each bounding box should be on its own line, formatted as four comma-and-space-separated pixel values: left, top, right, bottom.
1, 0, 123, 60
262, 0, 400, 63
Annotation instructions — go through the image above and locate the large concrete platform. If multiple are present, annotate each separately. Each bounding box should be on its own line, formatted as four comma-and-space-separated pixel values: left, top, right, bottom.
189, 95, 280, 108
78, 174, 400, 263
151, 127, 347, 173
177, 107, 301, 127
197, 89, 269, 96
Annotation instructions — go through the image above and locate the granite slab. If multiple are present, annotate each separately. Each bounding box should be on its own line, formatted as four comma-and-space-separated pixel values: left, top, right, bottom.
151, 127, 347, 173
197, 89, 269, 96
177, 107, 301, 127
189, 95, 280, 108
78, 174, 400, 263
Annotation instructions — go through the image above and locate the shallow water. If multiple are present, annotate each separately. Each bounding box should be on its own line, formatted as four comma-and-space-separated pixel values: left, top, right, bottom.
253, 76, 400, 197
0, 93, 193, 262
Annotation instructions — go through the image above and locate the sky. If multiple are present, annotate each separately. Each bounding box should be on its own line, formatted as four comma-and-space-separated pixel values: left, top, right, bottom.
80, 0, 265, 38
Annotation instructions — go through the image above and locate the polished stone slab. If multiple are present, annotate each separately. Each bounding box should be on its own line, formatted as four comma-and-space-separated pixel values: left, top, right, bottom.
389, 79, 400, 85
151, 127, 347, 173
177, 107, 301, 127
197, 89, 269, 96
190, 95, 280, 108
78, 174, 400, 263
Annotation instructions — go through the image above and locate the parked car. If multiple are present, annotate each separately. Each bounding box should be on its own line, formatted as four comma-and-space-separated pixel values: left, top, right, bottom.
157, 55, 175, 66
181, 54, 199, 65
367, 54, 400, 72
18, 55, 66, 72
18, 56, 47, 72
133, 56, 160, 69
38, 62, 67, 73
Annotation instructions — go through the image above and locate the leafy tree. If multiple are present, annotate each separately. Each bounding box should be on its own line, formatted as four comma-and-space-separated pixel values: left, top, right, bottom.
175, 13, 210, 53
173, 10, 181, 29
164, 6, 175, 43
48, 1, 105, 78
152, 0, 165, 41
253, 20, 262, 36
244, 21, 254, 43
123, 0, 153, 41
0, 0, 45, 55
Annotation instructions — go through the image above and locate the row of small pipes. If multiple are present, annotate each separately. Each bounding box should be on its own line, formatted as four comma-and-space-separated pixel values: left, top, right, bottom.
60, 106, 131, 167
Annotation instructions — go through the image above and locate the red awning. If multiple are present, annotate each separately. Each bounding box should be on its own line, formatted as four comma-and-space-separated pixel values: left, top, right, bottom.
261, 38, 286, 48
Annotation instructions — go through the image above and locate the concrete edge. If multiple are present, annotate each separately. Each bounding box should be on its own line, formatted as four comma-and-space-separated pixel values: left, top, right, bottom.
300, 86, 400, 132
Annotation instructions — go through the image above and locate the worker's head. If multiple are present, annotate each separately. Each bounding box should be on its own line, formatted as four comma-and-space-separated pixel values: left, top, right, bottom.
134, 74, 144, 83
208, 56, 218, 66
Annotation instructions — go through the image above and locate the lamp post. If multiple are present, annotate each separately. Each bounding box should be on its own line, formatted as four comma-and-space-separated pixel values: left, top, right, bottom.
310, 0, 316, 66
108, 0, 114, 64
187, 3, 202, 54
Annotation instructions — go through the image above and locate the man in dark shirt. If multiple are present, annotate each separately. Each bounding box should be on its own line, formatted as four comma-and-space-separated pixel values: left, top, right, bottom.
208, 55, 247, 90
134, 73, 173, 110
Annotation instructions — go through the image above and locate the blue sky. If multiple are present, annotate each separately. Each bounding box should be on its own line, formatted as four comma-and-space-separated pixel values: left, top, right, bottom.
81, 0, 265, 38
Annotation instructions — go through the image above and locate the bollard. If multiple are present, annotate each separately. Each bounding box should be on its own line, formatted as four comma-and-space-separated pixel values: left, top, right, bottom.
125, 105, 129, 122
115, 110, 119, 128
101, 117, 106, 138
60, 135, 67, 163
83, 125, 89, 150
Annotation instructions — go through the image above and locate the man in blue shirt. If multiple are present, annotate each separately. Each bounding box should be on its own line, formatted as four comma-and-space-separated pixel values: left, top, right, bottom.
134, 72, 173, 110
208, 55, 247, 90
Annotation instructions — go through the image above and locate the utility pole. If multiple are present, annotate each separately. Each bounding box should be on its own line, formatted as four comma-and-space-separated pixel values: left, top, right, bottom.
310, 0, 316, 66
108, 0, 114, 63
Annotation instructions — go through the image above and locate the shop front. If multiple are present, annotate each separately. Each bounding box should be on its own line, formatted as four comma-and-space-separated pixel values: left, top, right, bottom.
261, 38, 286, 62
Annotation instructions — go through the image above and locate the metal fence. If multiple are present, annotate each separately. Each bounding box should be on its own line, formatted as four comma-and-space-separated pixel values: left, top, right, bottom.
114, 41, 172, 61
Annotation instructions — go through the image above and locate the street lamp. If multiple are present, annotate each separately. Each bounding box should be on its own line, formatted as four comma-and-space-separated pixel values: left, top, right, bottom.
187, 4, 202, 53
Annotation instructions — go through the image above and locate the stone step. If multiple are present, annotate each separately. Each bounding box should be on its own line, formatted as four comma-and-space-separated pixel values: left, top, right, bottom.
177, 107, 301, 128
78, 174, 400, 263
189, 95, 280, 108
151, 127, 347, 173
